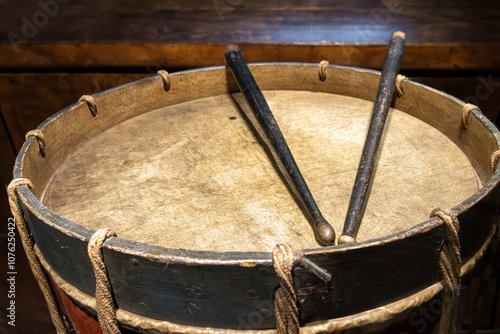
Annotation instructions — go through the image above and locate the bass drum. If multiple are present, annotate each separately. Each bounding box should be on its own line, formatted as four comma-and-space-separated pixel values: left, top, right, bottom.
11, 63, 500, 333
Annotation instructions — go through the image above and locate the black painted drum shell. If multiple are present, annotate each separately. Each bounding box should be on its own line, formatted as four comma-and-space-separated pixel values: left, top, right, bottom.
13, 64, 500, 330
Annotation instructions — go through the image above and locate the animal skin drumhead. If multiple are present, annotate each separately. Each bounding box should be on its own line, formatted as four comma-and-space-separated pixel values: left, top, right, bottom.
42, 90, 478, 252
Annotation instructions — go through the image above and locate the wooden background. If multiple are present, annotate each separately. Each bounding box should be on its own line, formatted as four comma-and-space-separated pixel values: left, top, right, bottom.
0, 0, 499, 333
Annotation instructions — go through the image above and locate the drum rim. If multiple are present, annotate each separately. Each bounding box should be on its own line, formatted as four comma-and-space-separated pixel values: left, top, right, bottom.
13, 63, 500, 264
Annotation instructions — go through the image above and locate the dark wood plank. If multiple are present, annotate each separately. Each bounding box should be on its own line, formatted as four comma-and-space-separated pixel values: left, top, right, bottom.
476, 241, 498, 328
484, 237, 500, 329
2, 0, 499, 45
495, 242, 500, 328
4, 44, 500, 72
0, 73, 147, 150
0, 0, 499, 70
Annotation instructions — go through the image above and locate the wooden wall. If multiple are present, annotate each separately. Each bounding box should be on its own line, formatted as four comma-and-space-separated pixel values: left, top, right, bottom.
0, 1, 499, 332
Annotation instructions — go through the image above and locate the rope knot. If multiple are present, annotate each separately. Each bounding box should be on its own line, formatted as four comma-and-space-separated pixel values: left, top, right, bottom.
272, 243, 299, 334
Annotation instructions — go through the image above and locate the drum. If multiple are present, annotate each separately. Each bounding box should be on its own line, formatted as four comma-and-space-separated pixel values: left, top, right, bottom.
9, 63, 500, 333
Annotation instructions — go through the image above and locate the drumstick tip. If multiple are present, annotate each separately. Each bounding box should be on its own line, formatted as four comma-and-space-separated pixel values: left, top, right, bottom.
338, 235, 356, 245
225, 44, 240, 54
393, 31, 406, 40
315, 220, 336, 246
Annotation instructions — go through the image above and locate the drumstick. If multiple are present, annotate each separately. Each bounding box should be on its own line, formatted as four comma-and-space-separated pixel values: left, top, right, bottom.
225, 44, 336, 246
339, 32, 406, 245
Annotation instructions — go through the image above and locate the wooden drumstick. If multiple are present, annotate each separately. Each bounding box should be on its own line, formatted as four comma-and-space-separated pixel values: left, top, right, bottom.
339, 32, 406, 245
225, 44, 336, 246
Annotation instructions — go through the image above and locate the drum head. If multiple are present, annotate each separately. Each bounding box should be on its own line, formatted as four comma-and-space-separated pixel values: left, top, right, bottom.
42, 90, 478, 252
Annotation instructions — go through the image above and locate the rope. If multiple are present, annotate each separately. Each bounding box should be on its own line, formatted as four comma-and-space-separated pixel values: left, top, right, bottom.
272, 243, 299, 334
491, 148, 500, 236
319, 60, 329, 81
395, 74, 406, 98
88, 228, 120, 334
461, 103, 480, 130
7, 178, 68, 333
158, 70, 171, 91
78, 95, 98, 117
430, 208, 461, 334
490, 150, 500, 172
25, 129, 46, 157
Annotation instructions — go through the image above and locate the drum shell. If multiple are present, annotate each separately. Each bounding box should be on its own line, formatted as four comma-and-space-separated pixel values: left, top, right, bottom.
13, 64, 500, 332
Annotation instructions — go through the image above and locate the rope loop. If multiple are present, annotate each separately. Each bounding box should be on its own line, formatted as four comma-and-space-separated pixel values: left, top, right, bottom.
461, 103, 480, 130
272, 243, 299, 334
8, 178, 35, 213
78, 95, 98, 117
158, 70, 171, 91
88, 228, 120, 334
319, 60, 329, 81
430, 208, 461, 334
25, 129, 46, 157
490, 150, 500, 172
395, 74, 406, 98
7, 178, 68, 333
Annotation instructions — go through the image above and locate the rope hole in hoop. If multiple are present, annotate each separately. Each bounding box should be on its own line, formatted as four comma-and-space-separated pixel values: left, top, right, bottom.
25, 129, 46, 157
461, 103, 480, 130
395, 74, 406, 98
319, 60, 329, 81
157, 70, 171, 91
490, 150, 500, 172
78, 95, 98, 117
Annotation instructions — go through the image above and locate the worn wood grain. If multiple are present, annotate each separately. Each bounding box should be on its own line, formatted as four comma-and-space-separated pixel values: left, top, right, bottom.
0, 0, 499, 70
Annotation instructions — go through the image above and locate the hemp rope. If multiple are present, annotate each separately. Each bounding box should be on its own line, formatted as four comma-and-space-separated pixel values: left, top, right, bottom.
461, 103, 480, 130
430, 208, 461, 334
395, 74, 406, 98
272, 243, 299, 334
25, 129, 46, 157
490, 150, 500, 172
78, 95, 98, 117
88, 228, 120, 334
158, 70, 171, 91
490, 150, 500, 237
319, 61, 329, 81
7, 178, 67, 334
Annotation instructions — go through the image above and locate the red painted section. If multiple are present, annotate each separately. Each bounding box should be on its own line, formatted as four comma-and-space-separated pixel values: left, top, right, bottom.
52, 283, 103, 334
